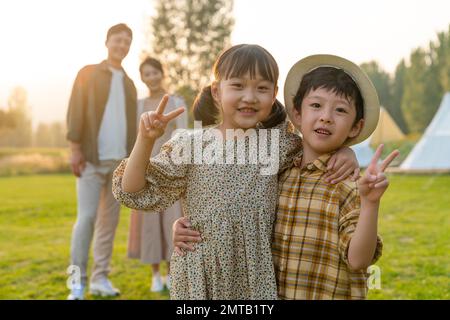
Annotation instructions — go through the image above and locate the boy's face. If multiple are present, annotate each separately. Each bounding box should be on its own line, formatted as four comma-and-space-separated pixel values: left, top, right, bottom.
105, 31, 132, 63
292, 87, 363, 156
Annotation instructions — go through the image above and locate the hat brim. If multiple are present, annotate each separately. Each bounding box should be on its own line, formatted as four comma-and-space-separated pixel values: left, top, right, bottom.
283, 54, 380, 146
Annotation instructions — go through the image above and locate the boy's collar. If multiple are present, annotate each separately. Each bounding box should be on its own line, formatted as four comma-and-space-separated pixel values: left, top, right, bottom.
293, 152, 335, 172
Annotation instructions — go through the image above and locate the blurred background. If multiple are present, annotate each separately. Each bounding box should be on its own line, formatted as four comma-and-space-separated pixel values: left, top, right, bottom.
0, 0, 448, 299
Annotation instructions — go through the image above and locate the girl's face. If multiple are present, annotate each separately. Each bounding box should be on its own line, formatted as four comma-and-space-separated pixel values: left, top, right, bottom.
140, 64, 164, 92
212, 71, 277, 130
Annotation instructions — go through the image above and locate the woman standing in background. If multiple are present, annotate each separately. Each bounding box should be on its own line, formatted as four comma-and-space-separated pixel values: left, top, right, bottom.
127, 57, 187, 292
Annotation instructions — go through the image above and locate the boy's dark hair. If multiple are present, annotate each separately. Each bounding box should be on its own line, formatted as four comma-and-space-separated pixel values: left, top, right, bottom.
293, 67, 364, 124
139, 57, 164, 76
193, 86, 286, 128
106, 23, 133, 41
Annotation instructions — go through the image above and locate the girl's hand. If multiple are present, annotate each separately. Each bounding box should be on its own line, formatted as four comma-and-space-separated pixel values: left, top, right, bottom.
359, 144, 399, 203
172, 217, 202, 256
139, 94, 185, 140
325, 147, 360, 184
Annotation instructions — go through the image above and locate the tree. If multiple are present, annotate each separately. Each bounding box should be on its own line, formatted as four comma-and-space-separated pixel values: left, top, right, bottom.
400, 24, 450, 134
144, 0, 234, 122
429, 25, 450, 94
390, 60, 409, 133
49, 122, 67, 147
360, 61, 393, 108
34, 123, 52, 147
0, 108, 17, 145
34, 121, 67, 147
0, 108, 16, 129
0, 86, 32, 147
401, 48, 431, 133
360, 61, 409, 134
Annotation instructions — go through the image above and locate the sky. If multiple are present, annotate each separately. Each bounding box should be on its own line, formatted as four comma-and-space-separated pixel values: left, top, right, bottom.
0, 0, 449, 127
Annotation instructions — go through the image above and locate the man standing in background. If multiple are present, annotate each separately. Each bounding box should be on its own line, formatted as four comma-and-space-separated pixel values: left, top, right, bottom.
66, 23, 137, 300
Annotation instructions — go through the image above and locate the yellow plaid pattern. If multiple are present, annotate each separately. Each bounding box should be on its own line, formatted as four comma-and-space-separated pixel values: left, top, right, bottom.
272, 153, 383, 300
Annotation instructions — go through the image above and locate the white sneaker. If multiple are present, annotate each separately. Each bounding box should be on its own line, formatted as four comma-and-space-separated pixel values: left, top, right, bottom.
89, 278, 120, 297
165, 274, 171, 290
150, 273, 164, 292
67, 284, 85, 300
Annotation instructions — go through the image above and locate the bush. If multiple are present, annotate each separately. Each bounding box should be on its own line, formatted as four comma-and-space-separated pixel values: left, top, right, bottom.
0, 148, 70, 176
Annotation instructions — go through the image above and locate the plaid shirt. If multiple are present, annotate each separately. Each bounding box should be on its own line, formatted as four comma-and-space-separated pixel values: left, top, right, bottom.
272, 153, 383, 300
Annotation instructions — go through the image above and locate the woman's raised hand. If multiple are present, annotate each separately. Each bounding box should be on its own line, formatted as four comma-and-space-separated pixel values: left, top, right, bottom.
139, 94, 185, 140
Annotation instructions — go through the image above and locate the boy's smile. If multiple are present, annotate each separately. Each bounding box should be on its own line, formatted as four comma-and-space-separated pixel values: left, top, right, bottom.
314, 127, 332, 136
292, 87, 364, 163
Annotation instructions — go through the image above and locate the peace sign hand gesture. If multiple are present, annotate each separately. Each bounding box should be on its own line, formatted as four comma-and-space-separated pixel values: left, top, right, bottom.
358, 144, 399, 203
139, 94, 185, 140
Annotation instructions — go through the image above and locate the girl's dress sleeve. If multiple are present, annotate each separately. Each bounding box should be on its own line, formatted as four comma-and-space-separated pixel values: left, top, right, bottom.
112, 132, 189, 212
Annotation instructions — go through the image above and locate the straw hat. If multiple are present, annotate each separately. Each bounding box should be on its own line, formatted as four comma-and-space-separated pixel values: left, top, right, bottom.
284, 54, 380, 145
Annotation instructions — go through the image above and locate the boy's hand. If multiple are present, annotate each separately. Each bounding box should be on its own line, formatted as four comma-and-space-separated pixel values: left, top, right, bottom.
172, 217, 202, 256
325, 147, 360, 184
139, 94, 185, 140
359, 144, 399, 203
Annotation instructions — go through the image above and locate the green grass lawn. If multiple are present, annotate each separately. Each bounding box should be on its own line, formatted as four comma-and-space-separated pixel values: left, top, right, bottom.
0, 174, 448, 300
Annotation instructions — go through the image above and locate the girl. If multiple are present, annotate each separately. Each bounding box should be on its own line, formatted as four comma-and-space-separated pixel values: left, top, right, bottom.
127, 57, 187, 292
112, 44, 357, 299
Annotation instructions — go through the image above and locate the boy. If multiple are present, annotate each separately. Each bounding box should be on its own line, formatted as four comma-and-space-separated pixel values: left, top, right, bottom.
273, 54, 398, 299
66, 23, 137, 300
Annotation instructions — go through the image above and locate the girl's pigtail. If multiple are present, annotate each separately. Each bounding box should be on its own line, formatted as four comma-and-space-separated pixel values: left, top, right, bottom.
192, 85, 220, 126
261, 99, 287, 128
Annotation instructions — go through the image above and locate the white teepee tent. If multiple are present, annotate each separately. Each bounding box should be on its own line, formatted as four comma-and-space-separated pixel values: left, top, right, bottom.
371, 107, 405, 145
351, 138, 374, 167
401, 93, 450, 170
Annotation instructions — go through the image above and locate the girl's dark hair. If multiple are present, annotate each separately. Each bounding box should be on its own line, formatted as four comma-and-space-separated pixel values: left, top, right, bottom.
193, 86, 286, 128
193, 85, 218, 126
261, 99, 286, 128
213, 44, 279, 83
193, 44, 286, 128
293, 67, 364, 124
139, 57, 164, 76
